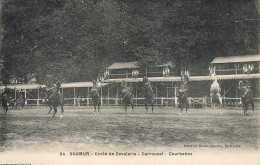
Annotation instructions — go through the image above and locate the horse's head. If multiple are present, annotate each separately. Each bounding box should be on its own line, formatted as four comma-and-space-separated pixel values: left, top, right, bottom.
238, 80, 250, 89
121, 80, 127, 88
181, 70, 189, 85
93, 80, 97, 87
40, 87, 52, 98
181, 75, 189, 85
238, 80, 244, 89
143, 76, 148, 83
238, 80, 252, 97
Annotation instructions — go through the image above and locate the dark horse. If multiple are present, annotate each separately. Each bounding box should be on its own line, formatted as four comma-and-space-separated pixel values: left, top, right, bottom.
142, 76, 154, 114
238, 80, 254, 116
1, 93, 9, 115
90, 80, 101, 112
41, 84, 64, 117
121, 80, 134, 114
177, 74, 189, 115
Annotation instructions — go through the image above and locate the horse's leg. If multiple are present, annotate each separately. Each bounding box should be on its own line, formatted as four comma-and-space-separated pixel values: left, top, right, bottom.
60, 101, 64, 118
185, 100, 188, 115
151, 100, 154, 114
180, 102, 183, 115
52, 106, 57, 117
94, 104, 96, 112
219, 98, 222, 115
4, 106, 8, 115
145, 101, 148, 114
98, 98, 101, 112
243, 103, 247, 116
48, 106, 52, 114
131, 98, 134, 114
125, 104, 127, 115
251, 100, 254, 115
93, 99, 97, 112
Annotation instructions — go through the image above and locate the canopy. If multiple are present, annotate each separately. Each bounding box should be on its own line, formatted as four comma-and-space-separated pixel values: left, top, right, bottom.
107, 61, 175, 70
211, 54, 260, 64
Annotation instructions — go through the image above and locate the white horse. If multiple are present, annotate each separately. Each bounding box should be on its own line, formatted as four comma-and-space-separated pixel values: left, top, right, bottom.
210, 71, 223, 115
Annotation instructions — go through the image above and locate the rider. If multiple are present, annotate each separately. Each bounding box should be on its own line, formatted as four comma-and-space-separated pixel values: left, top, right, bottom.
240, 80, 252, 99
121, 80, 133, 100
53, 81, 61, 93
91, 80, 100, 97
143, 76, 152, 87
179, 74, 189, 93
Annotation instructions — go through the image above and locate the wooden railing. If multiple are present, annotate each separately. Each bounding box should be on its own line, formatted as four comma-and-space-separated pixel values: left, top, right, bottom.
21, 97, 260, 108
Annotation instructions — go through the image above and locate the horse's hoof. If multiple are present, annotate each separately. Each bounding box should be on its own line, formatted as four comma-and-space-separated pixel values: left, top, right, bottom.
60, 115, 63, 118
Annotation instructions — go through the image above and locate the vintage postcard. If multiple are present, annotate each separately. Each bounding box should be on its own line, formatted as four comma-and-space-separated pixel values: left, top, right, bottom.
0, 0, 259, 165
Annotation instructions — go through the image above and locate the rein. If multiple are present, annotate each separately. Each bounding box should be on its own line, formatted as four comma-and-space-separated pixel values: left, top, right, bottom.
242, 89, 250, 98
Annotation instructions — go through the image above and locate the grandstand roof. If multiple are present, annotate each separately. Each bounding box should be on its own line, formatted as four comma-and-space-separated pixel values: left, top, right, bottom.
211, 54, 260, 64
107, 61, 175, 70
0, 81, 107, 90
103, 73, 260, 82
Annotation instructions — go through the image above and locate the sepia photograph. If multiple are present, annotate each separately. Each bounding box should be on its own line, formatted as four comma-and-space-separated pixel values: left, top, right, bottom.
0, 0, 259, 165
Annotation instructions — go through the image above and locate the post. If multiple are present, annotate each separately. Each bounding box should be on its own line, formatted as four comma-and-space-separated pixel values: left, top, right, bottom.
108, 84, 110, 106
24, 89, 27, 106
14, 87, 17, 100
135, 84, 138, 107
37, 88, 39, 107
172, 81, 174, 107
166, 83, 169, 107
155, 84, 158, 106
174, 82, 178, 107
100, 82, 103, 106
235, 64, 238, 75
87, 87, 89, 107
116, 84, 119, 106
73, 87, 76, 106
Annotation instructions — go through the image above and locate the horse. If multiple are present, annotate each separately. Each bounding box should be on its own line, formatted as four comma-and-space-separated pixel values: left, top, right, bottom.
209, 70, 223, 115
238, 80, 254, 116
177, 74, 189, 115
210, 78, 223, 115
41, 86, 64, 117
142, 76, 154, 114
39, 87, 53, 114
1, 93, 9, 115
121, 80, 134, 114
90, 80, 101, 112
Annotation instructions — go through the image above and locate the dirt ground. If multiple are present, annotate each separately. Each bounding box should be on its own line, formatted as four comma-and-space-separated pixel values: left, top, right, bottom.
0, 106, 259, 153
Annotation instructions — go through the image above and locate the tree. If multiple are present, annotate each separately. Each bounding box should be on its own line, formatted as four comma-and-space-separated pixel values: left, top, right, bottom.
1, 0, 258, 84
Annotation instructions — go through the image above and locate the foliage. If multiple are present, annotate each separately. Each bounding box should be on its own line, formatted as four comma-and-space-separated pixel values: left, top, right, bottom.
1, 0, 258, 84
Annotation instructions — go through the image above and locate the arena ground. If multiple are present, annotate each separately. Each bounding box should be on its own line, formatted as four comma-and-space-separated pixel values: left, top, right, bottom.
0, 106, 259, 154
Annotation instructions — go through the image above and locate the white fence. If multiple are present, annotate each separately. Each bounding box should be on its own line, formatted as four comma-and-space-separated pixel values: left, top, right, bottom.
23, 97, 260, 108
